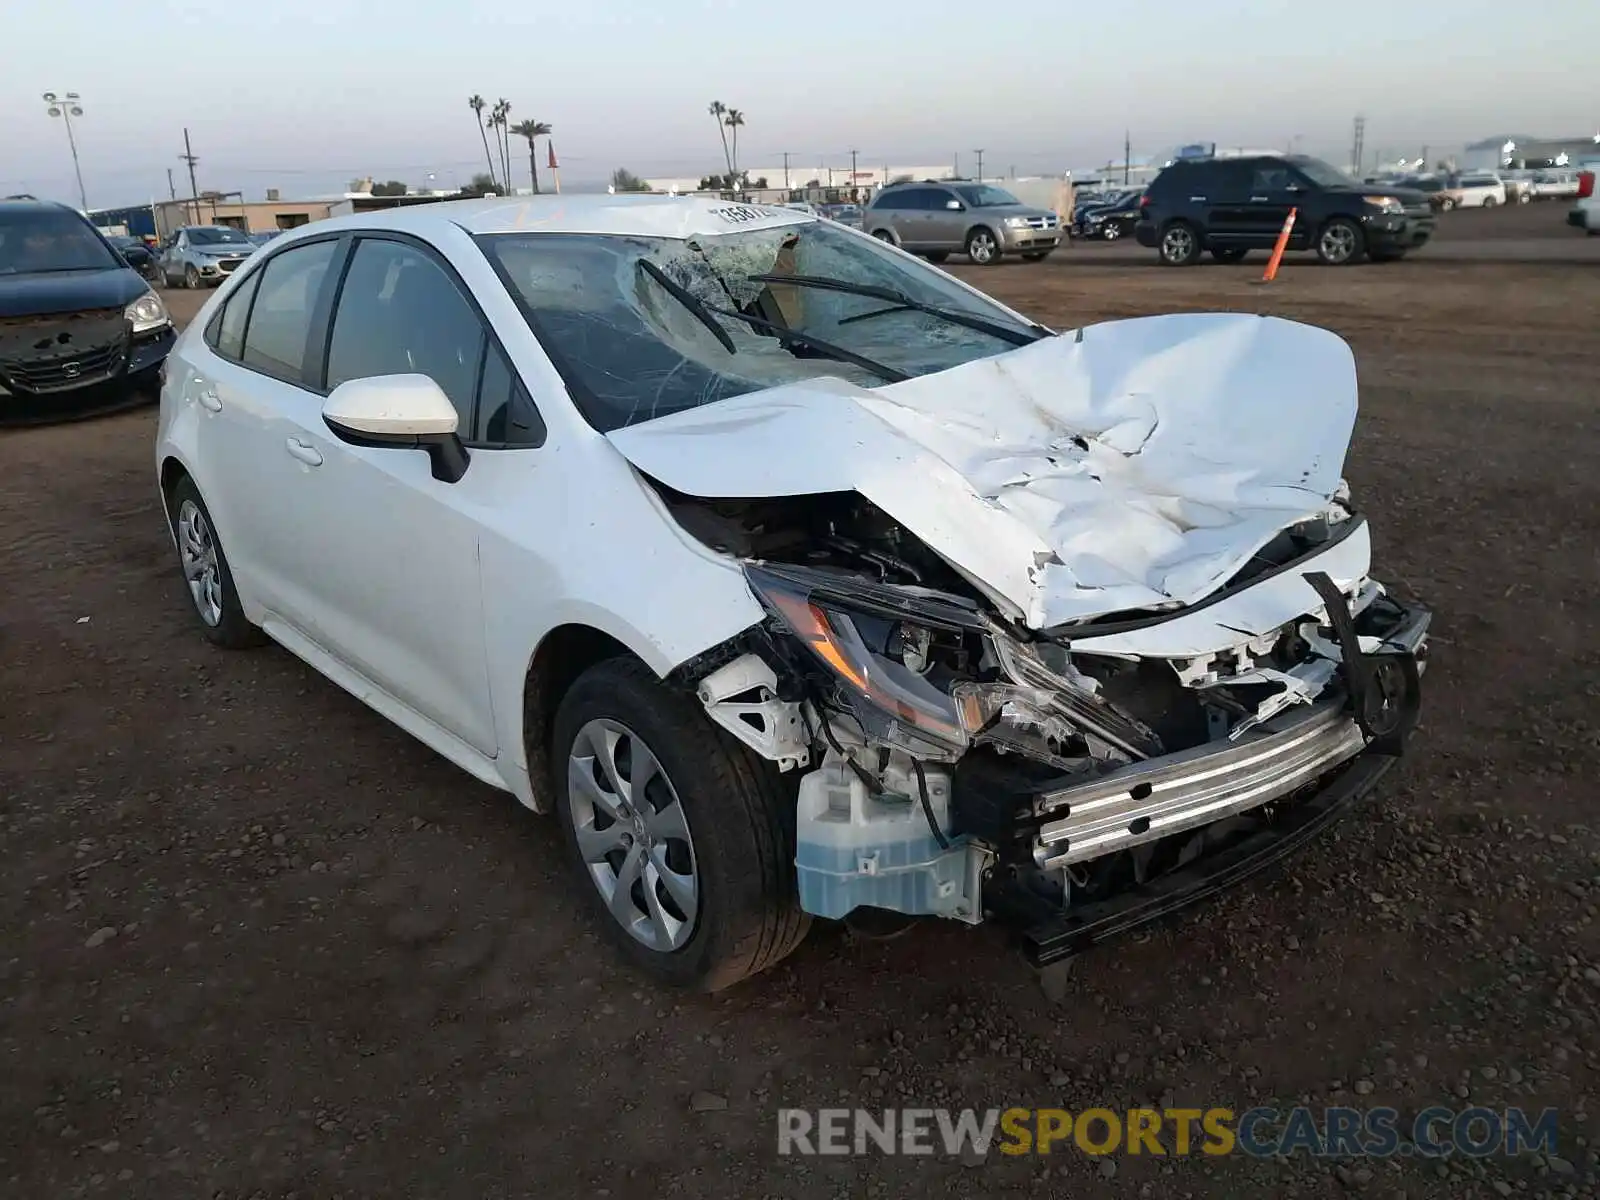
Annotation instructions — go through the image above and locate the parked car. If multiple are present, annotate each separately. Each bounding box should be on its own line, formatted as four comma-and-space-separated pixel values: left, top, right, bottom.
1444, 173, 1507, 209
1567, 193, 1598, 234
1395, 176, 1454, 212
1135, 154, 1436, 266
1073, 189, 1142, 240
863, 180, 1060, 264
107, 233, 160, 280
156, 195, 1429, 990
819, 203, 863, 229
1530, 171, 1581, 200
158, 225, 257, 288
0, 199, 173, 418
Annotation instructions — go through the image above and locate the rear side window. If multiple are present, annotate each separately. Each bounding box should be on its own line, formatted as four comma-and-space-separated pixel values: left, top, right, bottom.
325, 238, 485, 427
872, 190, 911, 210
211, 269, 261, 359
1252, 166, 1294, 192
241, 240, 337, 383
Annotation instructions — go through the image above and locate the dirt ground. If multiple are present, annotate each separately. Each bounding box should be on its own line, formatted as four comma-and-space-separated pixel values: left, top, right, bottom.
3, 201, 1597, 1199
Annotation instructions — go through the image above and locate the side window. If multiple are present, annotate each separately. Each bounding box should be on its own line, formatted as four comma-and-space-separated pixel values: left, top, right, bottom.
1252, 166, 1293, 192
209, 268, 262, 359
240, 240, 337, 383
1207, 163, 1253, 197
325, 238, 485, 427
475, 341, 547, 447
872, 191, 906, 211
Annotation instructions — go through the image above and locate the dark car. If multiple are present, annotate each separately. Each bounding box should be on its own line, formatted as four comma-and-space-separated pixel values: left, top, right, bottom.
1134, 154, 1436, 266
0, 200, 174, 420
106, 233, 161, 281
1072, 189, 1143, 240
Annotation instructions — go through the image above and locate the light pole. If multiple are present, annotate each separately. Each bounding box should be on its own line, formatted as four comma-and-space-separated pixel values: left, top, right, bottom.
43, 92, 88, 211
974, 149, 984, 183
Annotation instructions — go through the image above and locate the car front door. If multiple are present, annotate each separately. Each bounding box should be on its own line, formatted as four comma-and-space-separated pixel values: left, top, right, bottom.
920, 187, 966, 249
162, 232, 187, 283
251, 233, 499, 755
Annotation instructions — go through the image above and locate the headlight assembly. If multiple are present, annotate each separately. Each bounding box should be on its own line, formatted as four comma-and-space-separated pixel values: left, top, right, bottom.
1004, 216, 1030, 229
124, 289, 169, 334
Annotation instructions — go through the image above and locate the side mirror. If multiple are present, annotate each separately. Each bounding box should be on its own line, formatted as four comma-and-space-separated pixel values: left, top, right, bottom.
322, 374, 470, 483
945, 199, 964, 210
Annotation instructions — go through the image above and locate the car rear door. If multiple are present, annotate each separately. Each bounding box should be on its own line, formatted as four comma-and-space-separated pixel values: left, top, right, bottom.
889, 188, 936, 249
1198, 162, 1256, 246
920, 187, 966, 249
254, 233, 499, 755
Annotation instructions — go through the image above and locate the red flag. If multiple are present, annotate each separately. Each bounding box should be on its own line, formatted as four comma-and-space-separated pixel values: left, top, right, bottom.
547, 141, 559, 169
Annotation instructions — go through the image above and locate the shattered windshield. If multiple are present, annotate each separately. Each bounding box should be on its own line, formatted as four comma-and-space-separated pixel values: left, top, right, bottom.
480, 221, 1041, 432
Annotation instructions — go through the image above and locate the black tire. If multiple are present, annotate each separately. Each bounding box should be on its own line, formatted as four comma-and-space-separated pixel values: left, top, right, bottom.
1100, 222, 1123, 241
964, 226, 1001, 265
923, 251, 950, 264
183, 264, 202, 290
1021, 251, 1051, 262
552, 657, 810, 992
871, 229, 896, 243
1315, 217, 1366, 266
166, 474, 267, 649
1158, 221, 1202, 266
1210, 248, 1249, 263
1482, 196, 1499, 209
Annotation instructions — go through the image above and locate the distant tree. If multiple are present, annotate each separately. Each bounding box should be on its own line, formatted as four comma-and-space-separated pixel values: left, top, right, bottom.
751, 176, 768, 189
708, 101, 732, 177
699, 173, 736, 190
803, 178, 821, 188
491, 99, 513, 190
468, 95, 497, 188
372, 180, 408, 197
511, 119, 553, 193
723, 109, 745, 176
611, 167, 650, 192
456, 173, 500, 198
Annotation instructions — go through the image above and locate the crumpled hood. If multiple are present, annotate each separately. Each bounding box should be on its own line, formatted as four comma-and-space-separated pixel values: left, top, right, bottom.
607, 312, 1360, 629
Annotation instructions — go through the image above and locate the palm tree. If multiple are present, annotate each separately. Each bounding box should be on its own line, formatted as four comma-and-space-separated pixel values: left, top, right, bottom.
491, 99, 513, 190
708, 101, 732, 178
469, 95, 497, 188
724, 109, 745, 181
511, 119, 553, 194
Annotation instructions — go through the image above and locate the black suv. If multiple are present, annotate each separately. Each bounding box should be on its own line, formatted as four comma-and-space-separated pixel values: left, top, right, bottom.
0, 200, 174, 419
1134, 155, 1435, 266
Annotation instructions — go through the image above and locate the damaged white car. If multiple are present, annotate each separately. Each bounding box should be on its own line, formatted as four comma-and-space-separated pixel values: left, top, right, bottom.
156, 195, 1429, 991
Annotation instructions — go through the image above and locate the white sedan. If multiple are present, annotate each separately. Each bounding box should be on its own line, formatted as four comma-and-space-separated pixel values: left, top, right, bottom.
157, 195, 1429, 990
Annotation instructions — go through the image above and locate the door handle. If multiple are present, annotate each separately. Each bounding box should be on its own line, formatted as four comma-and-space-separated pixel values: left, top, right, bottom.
1250, 195, 1270, 202
197, 389, 222, 413
1189, 196, 1207, 202
284, 437, 324, 467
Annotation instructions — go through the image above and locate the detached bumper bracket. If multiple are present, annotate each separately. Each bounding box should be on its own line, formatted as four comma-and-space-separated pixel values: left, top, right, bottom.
1304, 571, 1422, 754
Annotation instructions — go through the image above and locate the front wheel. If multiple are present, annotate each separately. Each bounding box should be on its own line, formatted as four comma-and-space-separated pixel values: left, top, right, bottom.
1316, 217, 1366, 265
1210, 247, 1249, 263
552, 658, 810, 991
1158, 222, 1202, 266
1101, 222, 1122, 241
1482, 196, 1499, 208
183, 264, 202, 289
965, 227, 1001, 265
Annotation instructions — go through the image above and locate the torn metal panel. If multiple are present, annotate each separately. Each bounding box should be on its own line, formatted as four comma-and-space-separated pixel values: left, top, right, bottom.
607, 313, 1360, 632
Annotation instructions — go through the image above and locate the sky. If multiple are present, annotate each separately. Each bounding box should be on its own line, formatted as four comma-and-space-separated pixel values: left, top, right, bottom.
5, 0, 1595, 209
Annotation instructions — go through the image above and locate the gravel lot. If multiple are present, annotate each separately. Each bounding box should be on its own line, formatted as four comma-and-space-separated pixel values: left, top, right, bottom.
3, 202, 1597, 1198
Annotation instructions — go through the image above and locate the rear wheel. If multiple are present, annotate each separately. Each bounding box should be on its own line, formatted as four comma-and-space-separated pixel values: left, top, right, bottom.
552, 658, 810, 991
1210, 247, 1249, 263
1158, 221, 1201, 266
871, 229, 895, 244
965, 227, 1001, 265
166, 476, 266, 649
1315, 217, 1365, 265
1101, 222, 1122, 241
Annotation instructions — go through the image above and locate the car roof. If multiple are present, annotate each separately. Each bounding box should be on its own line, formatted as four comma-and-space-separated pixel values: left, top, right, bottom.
0, 198, 80, 217
275, 194, 817, 244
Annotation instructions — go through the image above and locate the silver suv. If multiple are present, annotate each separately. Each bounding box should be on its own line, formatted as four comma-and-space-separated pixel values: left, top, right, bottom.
157, 225, 256, 289
863, 181, 1060, 264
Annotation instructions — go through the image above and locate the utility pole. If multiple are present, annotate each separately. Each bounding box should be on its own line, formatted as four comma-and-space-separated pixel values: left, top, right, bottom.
42, 92, 89, 211
782, 151, 791, 190
1123, 130, 1131, 184
953, 151, 960, 178
180, 128, 201, 224
166, 168, 177, 200
1351, 115, 1366, 177
974, 149, 984, 182
849, 148, 858, 200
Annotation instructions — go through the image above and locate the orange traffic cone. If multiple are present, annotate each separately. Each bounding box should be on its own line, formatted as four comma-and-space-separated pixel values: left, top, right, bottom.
1256, 208, 1298, 283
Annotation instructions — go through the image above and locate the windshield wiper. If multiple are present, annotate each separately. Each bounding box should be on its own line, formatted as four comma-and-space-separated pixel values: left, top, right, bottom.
745, 273, 1049, 345
637, 259, 737, 354
703, 299, 909, 383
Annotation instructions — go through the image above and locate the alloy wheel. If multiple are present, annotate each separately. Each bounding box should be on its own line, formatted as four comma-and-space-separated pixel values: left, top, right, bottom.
1161, 226, 1194, 262
176, 499, 223, 627
967, 231, 997, 263
1102, 223, 1121, 240
1319, 223, 1357, 264
567, 718, 699, 952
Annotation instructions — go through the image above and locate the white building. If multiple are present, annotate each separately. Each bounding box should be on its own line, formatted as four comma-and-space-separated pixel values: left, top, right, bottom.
645, 165, 965, 198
